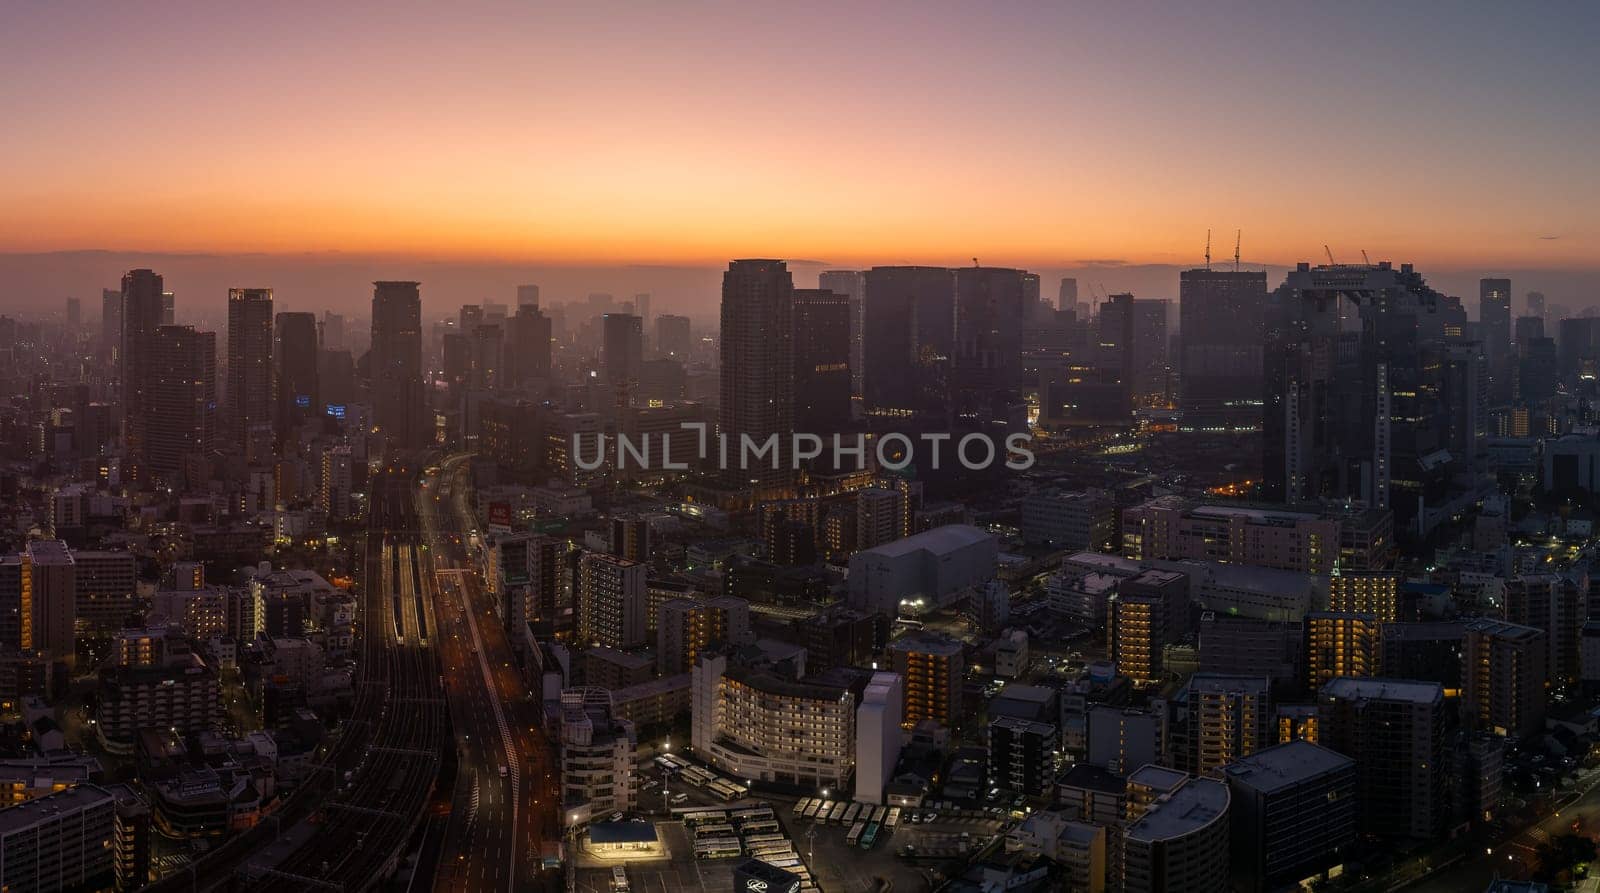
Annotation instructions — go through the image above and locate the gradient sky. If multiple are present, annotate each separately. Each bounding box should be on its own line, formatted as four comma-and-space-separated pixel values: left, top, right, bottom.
3, 2, 1598, 270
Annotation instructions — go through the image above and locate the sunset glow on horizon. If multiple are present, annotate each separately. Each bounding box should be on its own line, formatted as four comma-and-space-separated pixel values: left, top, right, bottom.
4, 1, 1598, 270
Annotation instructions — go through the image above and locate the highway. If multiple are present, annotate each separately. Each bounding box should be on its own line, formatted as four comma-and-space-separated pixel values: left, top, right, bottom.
423, 453, 562, 892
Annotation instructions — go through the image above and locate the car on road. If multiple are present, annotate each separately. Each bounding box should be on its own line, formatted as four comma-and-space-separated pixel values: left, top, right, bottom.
499, 765, 509, 778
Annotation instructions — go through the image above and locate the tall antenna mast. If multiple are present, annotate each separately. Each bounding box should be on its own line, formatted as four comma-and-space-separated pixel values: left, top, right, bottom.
1205, 230, 1212, 271
1234, 230, 1241, 272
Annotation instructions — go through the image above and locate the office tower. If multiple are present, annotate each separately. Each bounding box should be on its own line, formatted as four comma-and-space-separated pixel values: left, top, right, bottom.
1222, 740, 1356, 893
861, 266, 955, 411
370, 281, 426, 449
1020, 489, 1114, 550
1121, 777, 1230, 893
119, 269, 167, 479
1058, 277, 1079, 312
274, 311, 320, 447
1185, 674, 1271, 775
719, 259, 794, 491
577, 552, 645, 649
1503, 573, 1587, 684
691, 652, 856, 789
1263, 262, 1466, 530
1463, 618, 1545, 739
990, 716, 1059, 797
1527, 290, 1546, 317
72, 549, 137, 633
953, 266, 1027, 394
320, 445, 353, 519
225, 288, 274, 462
1304, 612, 1379, 691
632, 292, 651, 328
819, 270, 865, 399
495, 533, 567, 633
855, 672, 904, 805
601, 312, 643, 407
654, 314, 692, 361
1086, 704, 1165, 774
0, 785, 119, 892
558, 688, 636, 820
0, 541, 76, 662
517, 284, 540, 308
657, 595, 751, 675
1480, 277, 1512, 400
792, 288, 852, 434
1197, 614, 1302, 687
1109, 569, 1188, 683
504, 303, 552, 387
101, 288, 121, 352
1178, 269, 1269, 431
320, 311, 346, 351
1319, 678, 1445, 840
145, 326, 216, 480
459, 303, 484, 333
855, 486, 907, 550
160, 291, 174, 324
1514, 314, 1544, 345
65, 296, 80, 327
890, 632, 964, 729
1519, 335, 1559, 405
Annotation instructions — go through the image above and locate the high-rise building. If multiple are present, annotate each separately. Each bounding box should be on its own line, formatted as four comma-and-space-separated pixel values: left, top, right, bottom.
1503, 574, 1587, 685
558, 688, 636, 823
1263, 262, 1468, 534
1121, 776, 1230, 893
1184, 673, 1271, 775
855, 672, 903, 805
1319, 677, 1445, 840
719, 260, 794, 491
320, 311, 346, 351
862, 266, 954, 412
691, 652, 856, 789
657, 595, 750, 675
654, 314, 692, 362
225, 288, 274, 462
505, 304, 553, 387
890, 632, 964, 729
1222, 740, 1356, 893
1109, 569, 1188, 683
274, 311, 320, 448
990, 716, 1059, 797
145, 325, 217, 480
0, 541, 77, 662
370, 281, 426, 450
1480, 277, 1512, 401
577, 552, 645, 649
101, 288, 122, 354
0, 785, 119, 893
601, 313, 643, 408
819, 270, 865, 399
1058, 278, 1079, 312
1526, 290, 1546, 317
792, 288, 852, 434
119, 269, 167, 480
319, 445, 353, 520
953, 266, 1027, 396
1178, 269, 1269, 431
516, 284, 540, 308
1463, 618, 1545, 740
1304, 612, 1379, 691
1327, 570, 1400, 622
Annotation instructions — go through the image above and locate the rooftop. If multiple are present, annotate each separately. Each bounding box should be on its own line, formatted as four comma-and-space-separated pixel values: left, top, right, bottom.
1058, 763, 1126, 796
1125, 777, 1229, 843
1320, 677, 1443, 705
0, 784, 113, 834
860, 524, 995, 558
1222, 740, 1355, 794
1126, 764, 1188, 794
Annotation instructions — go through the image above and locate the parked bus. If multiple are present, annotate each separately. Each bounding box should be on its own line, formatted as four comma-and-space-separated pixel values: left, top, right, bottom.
803, 800, 826, 820
693, 823, 737, 840
694, 838, 743, 860
845, 821, 866, 847
828, 802, 850, 824
708, 780, 742, 801
842, 803, 862, 824
793, 798, 813, 816
680, 809, 729, 826
871, 806, 888, 824
742, 833, 788, 849
738, 819, 779, 836
885, 807, 901, 828
611, 866, 630, 891
860, 823, 879, 849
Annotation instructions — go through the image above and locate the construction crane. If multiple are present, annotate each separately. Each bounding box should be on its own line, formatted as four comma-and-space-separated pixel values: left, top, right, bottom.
1205, 229, 1212, 271
1324, 245, 1337, 265
1361, 249, 1371, 265
1234, 230, 1241, 272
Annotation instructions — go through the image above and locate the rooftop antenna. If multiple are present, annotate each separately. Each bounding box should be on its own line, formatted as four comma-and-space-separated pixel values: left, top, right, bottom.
1324, 245, 1337, 265
1205, 229, 1212, 271
1234, 230, 1241, 272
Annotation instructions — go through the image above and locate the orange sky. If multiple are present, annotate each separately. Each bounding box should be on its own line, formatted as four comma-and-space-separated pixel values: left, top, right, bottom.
3, 3, 1597, 270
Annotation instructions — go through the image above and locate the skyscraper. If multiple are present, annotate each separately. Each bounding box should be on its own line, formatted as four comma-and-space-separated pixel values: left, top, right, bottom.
119, 269, 166, 480
601, 313, 643, 408
819, 270, 865, 399
1058, 277, 1078, 312
719, 259, 794, 491
953, 266, 1026, 392
1178, 269, 1268, 431
226, 288, 274, 463
370, 281, 426, 449
516, 284, 540, 308
654, 314, 692, 361
145, 325, 216, 480
504, 303, 552, 387
274, 311, 320, 447
65, 297, 81, 327
792, 288, 852, 434
101, 288, 122, 355
1480, 278, 1512, 402
862, 266, 954, 412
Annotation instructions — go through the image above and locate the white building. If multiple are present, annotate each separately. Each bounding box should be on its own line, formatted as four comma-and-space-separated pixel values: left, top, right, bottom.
847, 524, 997, 617
691, 653, 855, 790
559, 688, 635, 825
855, 672, 903, 805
